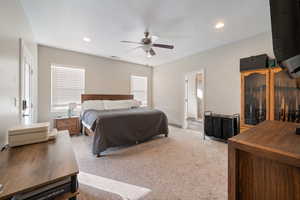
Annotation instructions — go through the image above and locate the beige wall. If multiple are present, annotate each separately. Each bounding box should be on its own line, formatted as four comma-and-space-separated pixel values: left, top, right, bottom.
38, 45, 153, 123
0, 0, 38, 146
153, 32, 274, 126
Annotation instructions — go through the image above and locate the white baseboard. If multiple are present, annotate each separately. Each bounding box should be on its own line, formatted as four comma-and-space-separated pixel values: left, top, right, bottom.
168, 123, 182, 128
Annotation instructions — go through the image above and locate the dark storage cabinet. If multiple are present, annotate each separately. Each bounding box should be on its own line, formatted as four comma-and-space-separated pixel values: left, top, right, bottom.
240, 54, 268, 72
204, 112, 240, 140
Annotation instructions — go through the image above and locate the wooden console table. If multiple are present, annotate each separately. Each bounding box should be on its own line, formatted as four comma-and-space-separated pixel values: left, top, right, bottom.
0, 131, 79, 200
228, 121, 300, 200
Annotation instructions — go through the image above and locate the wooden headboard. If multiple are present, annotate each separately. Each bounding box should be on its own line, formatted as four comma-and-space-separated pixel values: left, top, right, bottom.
81, 94, 134, 103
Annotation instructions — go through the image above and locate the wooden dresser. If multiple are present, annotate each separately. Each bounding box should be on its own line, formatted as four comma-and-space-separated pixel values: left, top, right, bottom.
0, 131, 79, 200
55, 116, 81, 135
228, 121, 300, 200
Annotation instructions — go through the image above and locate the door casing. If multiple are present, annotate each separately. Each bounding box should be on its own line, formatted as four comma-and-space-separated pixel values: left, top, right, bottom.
19, 39, 34, 124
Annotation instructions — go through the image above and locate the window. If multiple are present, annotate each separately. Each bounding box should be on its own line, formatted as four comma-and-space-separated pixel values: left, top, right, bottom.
51, 65, 85, 111
131, 75, 148, 106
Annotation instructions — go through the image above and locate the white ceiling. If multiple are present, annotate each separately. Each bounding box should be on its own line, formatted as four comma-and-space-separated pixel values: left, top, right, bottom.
21, 0, 271, 66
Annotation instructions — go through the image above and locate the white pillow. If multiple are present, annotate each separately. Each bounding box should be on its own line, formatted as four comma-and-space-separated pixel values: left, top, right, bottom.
103, 100, 140, 110
82, 100, 105, 111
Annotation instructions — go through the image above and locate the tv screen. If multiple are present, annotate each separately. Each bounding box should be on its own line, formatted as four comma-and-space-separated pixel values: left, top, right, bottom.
269, 0, 300, 78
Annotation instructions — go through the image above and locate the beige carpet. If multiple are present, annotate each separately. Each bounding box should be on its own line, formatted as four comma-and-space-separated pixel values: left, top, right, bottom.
71, 126, 228, 200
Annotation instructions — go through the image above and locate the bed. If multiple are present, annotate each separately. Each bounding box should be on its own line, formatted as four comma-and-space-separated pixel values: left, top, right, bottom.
80, 94, 169, 157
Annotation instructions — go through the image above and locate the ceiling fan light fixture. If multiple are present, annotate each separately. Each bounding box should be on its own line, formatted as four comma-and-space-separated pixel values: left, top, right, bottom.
147, 52, 152, 58
121, 31, 173, 57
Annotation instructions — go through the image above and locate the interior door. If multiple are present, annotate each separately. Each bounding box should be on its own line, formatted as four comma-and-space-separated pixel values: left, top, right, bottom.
20, 41, 34, 125
196, 72, 204, 120
185, 79, 189, 117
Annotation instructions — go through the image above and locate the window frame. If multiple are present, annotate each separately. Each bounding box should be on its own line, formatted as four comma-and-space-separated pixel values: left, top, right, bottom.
130, 75, 148, 107
50, 64, 85, 112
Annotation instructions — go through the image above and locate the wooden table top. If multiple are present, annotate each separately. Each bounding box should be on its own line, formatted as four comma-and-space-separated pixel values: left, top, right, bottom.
229, 120, 300, 167
0, 131, 79, 200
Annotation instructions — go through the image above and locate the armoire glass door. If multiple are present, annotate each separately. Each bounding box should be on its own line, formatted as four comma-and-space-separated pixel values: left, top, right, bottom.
241, 69, 269, 126
271, 68, 300, 122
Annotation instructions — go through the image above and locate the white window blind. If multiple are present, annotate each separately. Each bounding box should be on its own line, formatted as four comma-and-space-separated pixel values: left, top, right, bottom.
51, 65, 85, 110
131, 75, 148, 106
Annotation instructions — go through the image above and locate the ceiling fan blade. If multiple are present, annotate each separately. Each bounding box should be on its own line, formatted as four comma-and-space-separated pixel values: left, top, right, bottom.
152, 43, 174, 49
149, 48, 156, 56
121, 41, 143, 45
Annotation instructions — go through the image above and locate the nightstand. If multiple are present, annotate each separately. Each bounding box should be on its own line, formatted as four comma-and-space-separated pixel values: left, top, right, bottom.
55, 116, 81, 135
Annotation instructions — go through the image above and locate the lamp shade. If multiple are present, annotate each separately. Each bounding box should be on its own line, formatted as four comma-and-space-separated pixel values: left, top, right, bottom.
68, 103, 77, 110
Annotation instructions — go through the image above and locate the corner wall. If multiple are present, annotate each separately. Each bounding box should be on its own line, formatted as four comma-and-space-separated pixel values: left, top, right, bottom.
38, 45, 153, 124
0, 0, 38, 146
153, 32, 274, 126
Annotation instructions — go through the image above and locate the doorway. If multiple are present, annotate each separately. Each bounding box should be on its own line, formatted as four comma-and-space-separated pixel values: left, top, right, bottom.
20, 40, 34, 125
184, 70, 205, 130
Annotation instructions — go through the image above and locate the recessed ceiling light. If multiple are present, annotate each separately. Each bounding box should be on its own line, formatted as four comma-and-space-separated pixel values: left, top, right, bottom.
83, 37, 91, 42
215, 22, 225, 29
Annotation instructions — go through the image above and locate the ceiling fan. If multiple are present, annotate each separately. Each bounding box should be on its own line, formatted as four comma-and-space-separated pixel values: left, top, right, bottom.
121, 31, 174, 58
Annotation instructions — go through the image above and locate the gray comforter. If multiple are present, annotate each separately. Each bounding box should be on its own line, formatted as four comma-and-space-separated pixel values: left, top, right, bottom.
81, 108, 168, 155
